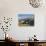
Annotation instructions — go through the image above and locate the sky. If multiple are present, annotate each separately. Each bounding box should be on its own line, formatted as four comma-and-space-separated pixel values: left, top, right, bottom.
18, 14, 33, 19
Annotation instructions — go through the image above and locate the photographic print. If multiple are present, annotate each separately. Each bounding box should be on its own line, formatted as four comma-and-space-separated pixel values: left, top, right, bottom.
18, 14, 34, 26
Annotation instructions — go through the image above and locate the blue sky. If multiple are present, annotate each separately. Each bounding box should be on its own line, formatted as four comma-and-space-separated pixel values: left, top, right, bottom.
18, 14, 33, 19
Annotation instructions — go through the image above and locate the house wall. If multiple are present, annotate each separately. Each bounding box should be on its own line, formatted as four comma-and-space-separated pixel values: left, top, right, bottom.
0, 0, 46, 40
